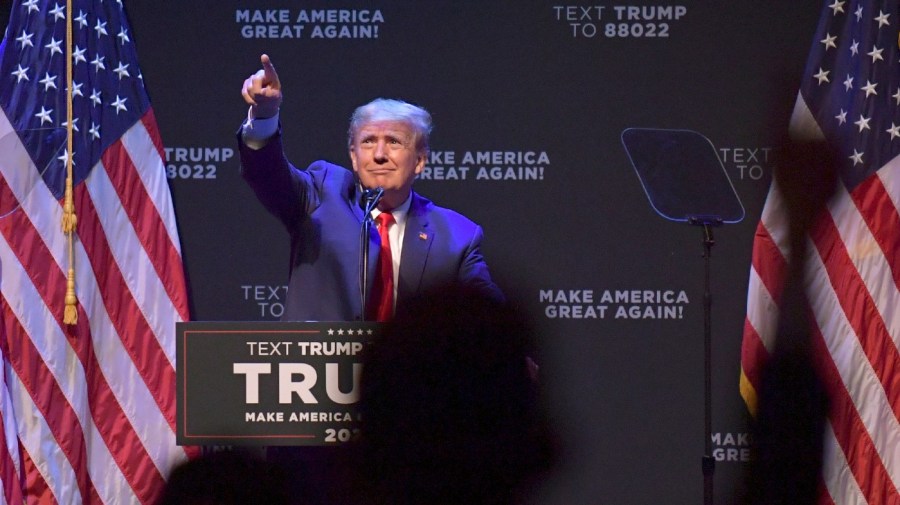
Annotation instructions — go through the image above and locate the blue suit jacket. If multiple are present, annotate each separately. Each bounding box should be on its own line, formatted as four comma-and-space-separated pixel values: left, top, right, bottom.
239, 131, 502, 321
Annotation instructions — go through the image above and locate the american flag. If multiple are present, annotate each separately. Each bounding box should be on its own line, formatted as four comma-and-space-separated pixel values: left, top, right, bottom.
0, 0, 197, 503
740, 1, 900, 503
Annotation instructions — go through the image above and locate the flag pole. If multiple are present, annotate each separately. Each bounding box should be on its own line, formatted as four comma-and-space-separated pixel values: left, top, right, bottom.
62, 0, 77, 324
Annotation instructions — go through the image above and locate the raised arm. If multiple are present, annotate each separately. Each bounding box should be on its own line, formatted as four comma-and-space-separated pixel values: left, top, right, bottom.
238, 54, 318, 231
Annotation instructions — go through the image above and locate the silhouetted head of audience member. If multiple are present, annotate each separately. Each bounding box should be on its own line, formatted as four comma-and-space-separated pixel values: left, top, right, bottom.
353, 284, 555, 505
157, 449, 291, 505
741, 137, 837, 505
771, 137, 839, 250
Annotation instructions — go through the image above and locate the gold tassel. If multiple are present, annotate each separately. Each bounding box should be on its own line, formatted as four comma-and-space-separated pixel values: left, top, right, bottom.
63, 267, 77, 325
61, 177, 77, 232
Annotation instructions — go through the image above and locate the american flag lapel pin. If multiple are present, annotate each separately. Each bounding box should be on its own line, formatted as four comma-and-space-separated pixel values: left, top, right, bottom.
419, 231, 428, 240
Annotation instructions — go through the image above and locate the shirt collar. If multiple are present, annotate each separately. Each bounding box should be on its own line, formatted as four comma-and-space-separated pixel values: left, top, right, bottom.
371, 193, 411, 227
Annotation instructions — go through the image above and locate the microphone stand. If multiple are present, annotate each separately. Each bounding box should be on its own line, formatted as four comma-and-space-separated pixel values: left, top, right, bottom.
358, 187, 384, 321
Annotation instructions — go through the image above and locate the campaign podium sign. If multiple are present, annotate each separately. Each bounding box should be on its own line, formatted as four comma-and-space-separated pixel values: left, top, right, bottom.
176, 321, 378, 446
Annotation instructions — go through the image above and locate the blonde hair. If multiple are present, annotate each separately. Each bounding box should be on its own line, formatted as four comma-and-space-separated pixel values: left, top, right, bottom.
348, 98, 432, 155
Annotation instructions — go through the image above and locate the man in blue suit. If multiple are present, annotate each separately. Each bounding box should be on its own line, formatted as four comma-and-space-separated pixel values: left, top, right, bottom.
237, 54, 504, 505
238, 53, 502, 322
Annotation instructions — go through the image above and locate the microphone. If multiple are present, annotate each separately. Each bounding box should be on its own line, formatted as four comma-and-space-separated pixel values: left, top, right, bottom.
361, 187, 385, 217
358, 186, 384, 320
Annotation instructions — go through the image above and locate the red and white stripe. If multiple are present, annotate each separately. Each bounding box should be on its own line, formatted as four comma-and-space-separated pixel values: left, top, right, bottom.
740, 93, 900, 504
0, 107, 198, 503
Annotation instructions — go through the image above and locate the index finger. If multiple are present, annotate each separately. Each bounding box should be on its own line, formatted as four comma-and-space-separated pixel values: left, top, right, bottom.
260, 54, 280, 86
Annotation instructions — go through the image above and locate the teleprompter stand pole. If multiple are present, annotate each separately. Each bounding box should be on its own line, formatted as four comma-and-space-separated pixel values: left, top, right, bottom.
690, 216, 721, 505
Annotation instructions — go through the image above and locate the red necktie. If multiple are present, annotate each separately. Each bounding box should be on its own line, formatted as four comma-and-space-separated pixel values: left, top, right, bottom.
372, 212, 395, 322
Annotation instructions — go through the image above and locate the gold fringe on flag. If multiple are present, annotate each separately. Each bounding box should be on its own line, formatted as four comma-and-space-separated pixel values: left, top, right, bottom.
62, 0, 77, 325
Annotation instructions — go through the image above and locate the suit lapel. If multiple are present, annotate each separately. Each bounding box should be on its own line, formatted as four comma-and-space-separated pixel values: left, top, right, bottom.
398, 192, 433, 302
347, 175, 367, 223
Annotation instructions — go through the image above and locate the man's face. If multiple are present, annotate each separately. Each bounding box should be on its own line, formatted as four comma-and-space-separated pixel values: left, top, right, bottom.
350, 120, 426, 209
